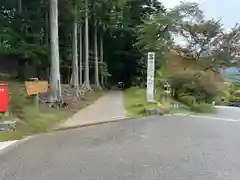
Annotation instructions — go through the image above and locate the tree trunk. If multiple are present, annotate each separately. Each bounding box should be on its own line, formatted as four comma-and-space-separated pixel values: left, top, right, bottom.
45, 10, 49, 46
18, 0, 22, 14
82, 0, 91, 90
45, 9, 49, 78
94, 23, 100, 88
49, 0, 62, 100
79, 24, 83, 86
100, 31, 104, 86
71, 16, 79, 91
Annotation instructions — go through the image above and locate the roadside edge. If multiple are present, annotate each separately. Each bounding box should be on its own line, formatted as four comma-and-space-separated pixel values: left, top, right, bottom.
0, 136, 32, 156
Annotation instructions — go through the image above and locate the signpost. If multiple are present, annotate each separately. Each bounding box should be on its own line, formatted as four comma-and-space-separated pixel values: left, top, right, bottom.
147, 52, 155, 103
25, 78, 48, 113
0, 84, 8, 113
0, 84, 16, 132
163, 81, 171, 100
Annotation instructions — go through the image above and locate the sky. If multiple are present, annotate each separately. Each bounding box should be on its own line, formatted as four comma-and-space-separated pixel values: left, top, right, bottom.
159, 0, 240, 30
159, 0, 240, 72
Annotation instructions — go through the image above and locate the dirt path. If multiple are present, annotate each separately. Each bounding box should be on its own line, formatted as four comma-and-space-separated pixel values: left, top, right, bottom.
59, 90, 126, 128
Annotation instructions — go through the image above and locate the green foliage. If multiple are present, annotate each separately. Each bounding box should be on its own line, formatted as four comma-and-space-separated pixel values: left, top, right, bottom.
99, 61, 111, 77
0, 80, 105, 141
171, 1, 204, 21
179, 95, 196, 105
135, 13, 173, 53
178, 95, 215, 113
168, 72, 219, 102
123, 87, 161, 117
0, 1, 48, 68
62, 0, 85, 21
227, 82, 240, 101
0, 0, 240, 103
190, 103, 216, 113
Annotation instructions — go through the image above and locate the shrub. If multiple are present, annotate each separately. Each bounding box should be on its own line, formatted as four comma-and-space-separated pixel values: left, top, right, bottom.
179, 95, 215, 113
179, 95, 196, 105
190, 103, 216, 113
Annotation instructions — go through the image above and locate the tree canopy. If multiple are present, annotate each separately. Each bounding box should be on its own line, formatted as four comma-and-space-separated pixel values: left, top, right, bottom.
0, 0, 240, 103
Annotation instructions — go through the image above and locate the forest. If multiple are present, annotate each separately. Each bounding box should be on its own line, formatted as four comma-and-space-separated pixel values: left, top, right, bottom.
0, 0, 240, 136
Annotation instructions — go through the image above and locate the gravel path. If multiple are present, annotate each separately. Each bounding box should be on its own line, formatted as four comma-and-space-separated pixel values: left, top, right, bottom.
59, 90, 126, 128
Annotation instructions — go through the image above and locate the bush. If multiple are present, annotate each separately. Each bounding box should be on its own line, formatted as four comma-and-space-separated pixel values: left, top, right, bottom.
179, 95, 196, 105
190, 103, 216, 113
178, 95, 215, 113
214, 97, 227, 105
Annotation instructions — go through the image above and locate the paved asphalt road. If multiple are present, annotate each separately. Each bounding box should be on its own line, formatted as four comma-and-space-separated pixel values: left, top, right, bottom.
197, 106, 240, 121
214, 106, 240, 120
1, 113, 240, 180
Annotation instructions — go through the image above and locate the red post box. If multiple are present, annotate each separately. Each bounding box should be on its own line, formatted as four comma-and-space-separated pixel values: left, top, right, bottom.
0, 84, 8, 112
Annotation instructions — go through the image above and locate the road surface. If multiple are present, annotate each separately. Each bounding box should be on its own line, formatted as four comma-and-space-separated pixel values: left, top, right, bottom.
1, 114, 240, 180
195, 106, 240, 121
214, 106, 240, 120
60, 90, 125, 128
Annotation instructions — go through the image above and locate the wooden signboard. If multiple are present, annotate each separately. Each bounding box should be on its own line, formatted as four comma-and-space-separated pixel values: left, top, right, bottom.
25, 81, 48, 95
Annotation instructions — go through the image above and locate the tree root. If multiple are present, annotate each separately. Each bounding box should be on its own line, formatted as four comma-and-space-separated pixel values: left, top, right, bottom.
95, 83, 102, 90
81, 82, 93, 92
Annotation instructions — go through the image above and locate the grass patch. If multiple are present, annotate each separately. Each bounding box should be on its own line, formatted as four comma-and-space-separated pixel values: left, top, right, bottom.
0, 81, 105, 141
124, 87, 216, 116
177, 95, 216, 114
190, 103, 216, 113
123, 87, 171, 117
170, 106, 190, 114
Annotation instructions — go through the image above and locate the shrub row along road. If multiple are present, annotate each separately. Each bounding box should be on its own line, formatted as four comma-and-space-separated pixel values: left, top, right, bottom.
1, 93, 240, 179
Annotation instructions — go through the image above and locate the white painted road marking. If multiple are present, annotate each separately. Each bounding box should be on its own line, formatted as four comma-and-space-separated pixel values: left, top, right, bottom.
0, 140, 18, 151
215, 106, 240, 109
187, 114, 240, 122
171, 114, 240, 122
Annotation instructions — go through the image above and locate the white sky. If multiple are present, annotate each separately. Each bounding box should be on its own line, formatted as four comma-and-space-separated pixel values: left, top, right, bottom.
159, 0, 240, 46
160, 0, 240, 30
